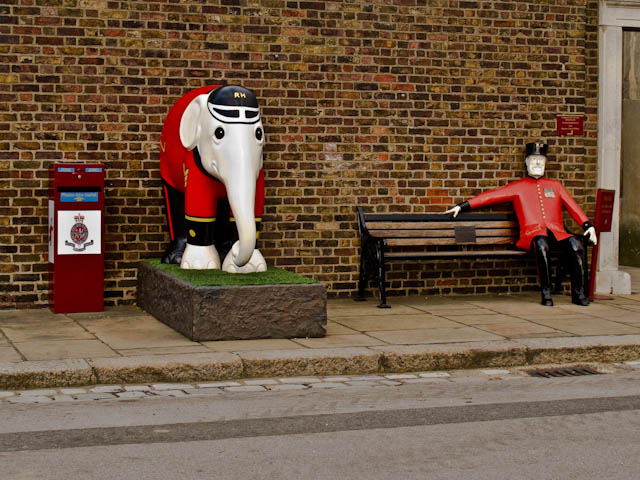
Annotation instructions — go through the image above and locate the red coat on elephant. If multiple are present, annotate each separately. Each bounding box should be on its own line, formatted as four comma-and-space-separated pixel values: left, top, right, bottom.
159, 85, 267, 272
467, 176, 589, 251
160, 85, 264, 231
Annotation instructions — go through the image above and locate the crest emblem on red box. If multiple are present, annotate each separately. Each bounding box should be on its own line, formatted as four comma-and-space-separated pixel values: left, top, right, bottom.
65, 213, 94, 251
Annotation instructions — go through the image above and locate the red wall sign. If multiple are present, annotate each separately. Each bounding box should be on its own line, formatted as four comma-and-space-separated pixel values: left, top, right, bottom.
594, 189, 615, 233
556, 115, 584, 136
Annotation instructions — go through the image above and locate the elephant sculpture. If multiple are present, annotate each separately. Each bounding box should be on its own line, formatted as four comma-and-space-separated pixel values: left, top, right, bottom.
159, 85, 267, 273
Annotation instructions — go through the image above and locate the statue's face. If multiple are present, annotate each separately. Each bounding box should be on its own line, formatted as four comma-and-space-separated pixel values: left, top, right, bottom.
525, 155, 546, 178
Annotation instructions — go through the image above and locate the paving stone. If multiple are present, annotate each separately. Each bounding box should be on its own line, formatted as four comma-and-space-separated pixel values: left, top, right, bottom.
73, 393, 117, 401
91, 385, 123, 393
116, 391, 147, 399
8, 396, 53, 404
197, 381, 241, 388
60, 388, 87, 395
182, 388, 224, 396
151, 383, 193, 391
346, 381, 379, 387
19, 389, 57, 396
449, 377, 488, 384
224, 385, 266, 393
268, 384, 308, 391
322, 376, 352, 382
124, 385, 151, 392
384, 374, 418, 380
349, 375, 383, 381
310, 382, 348, 389
404, 378, 449, 384
153, 390, 187, 397
244, 379, 279, 386
277, 377, 323, 384
418, 372, 451, 378
52, 395, 75, 402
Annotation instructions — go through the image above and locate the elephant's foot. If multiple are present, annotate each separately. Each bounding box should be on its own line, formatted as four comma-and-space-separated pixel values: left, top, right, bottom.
180, 244, 221, 270
222, 242, 267, 273
161, 236, 187, 265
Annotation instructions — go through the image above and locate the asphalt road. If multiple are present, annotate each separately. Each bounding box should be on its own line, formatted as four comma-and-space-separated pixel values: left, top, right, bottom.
1, 368, 640, 479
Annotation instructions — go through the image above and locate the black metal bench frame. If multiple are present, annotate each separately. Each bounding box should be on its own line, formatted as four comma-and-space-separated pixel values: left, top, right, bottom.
355, 207, 588, 308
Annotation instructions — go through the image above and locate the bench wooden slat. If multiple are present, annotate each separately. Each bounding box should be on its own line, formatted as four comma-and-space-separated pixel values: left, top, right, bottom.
385, 250, 528, 258
366, 220, 516, 230
369, 228, 518, 239
386, 237, 515, 247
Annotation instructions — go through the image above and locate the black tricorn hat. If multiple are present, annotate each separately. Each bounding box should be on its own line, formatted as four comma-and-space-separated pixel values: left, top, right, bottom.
525, 141, 548, 157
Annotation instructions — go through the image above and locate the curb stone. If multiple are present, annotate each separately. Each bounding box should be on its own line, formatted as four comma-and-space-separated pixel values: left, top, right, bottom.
2, 337, 640, 390
518, 335, 640, 364
0, 359, 94, 390
89, 352, 243, 385
371, 341, 527, 372
238, 347, 381, 378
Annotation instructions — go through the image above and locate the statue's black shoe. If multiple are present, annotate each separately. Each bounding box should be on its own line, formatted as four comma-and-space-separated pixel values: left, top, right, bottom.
541, 288, 554, 307
161, 236, 187, 264
572, 291, 590, 306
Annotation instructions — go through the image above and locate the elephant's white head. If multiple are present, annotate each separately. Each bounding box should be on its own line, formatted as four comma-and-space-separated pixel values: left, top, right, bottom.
179, 85, 265, 267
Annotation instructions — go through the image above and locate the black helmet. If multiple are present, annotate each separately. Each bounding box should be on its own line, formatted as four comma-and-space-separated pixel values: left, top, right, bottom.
206, 85, 260, 124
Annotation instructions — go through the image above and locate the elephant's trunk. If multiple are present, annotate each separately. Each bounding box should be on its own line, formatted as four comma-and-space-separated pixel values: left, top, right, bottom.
226, 176, 256, 267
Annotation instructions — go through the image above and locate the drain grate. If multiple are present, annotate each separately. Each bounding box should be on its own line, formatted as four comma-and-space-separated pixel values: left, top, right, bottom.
527, 366, 601, 378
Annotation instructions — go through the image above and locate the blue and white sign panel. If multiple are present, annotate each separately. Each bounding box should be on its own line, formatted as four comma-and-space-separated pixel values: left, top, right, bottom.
60, 192, 99, 203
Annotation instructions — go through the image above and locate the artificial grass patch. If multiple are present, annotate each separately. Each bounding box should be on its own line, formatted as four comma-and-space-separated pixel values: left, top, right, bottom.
145, 259, 317, 287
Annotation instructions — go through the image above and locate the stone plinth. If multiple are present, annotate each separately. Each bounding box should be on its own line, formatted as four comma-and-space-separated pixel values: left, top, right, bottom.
137, 261, 327, 342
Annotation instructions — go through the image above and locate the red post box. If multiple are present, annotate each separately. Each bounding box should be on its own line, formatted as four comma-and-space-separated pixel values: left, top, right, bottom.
48, 163, 105, 313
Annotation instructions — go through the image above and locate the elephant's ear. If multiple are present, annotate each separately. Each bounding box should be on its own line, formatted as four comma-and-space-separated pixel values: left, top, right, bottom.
179, 95, 206, 151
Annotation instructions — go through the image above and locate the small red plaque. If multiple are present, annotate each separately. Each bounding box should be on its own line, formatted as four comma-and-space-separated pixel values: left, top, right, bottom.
594, 189, 615, 233
556, 115, 584, 136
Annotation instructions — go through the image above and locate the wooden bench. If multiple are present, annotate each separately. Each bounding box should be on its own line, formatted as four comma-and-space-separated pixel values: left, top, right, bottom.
355, 206, 587, 308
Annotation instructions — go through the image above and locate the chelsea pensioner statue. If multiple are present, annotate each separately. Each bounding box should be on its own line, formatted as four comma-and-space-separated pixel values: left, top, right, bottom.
445, 142, 597, 307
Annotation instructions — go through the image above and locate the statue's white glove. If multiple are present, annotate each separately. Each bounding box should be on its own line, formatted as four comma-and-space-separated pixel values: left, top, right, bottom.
445, 205, 461, 218
584, 226, 597, 246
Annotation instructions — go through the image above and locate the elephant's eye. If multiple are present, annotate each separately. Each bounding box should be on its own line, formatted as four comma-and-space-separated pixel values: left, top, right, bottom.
214, 127, 225, 140
255, 127, 263, 141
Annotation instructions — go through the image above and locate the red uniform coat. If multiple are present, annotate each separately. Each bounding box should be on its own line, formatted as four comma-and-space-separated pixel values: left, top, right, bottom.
467, 177, 589, 252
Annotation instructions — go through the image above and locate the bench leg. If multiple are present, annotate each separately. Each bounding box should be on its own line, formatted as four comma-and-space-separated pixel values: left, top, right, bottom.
375, 241, 390, 308
355, 249, 367, 302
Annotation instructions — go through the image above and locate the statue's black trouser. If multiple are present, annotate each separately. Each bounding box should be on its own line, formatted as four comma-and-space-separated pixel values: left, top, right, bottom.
531, 232, 588, 305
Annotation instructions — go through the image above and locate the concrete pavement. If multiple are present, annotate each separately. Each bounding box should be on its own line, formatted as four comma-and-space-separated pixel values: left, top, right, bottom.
2, 292, 640, 390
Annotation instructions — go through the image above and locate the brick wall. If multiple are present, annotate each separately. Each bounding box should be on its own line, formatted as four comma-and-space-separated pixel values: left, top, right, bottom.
0, 0, 598, 309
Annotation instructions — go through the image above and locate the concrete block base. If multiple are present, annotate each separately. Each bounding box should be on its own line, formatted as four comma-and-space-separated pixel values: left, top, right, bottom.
595, 269, 631, 295
137, 261, 327, 342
